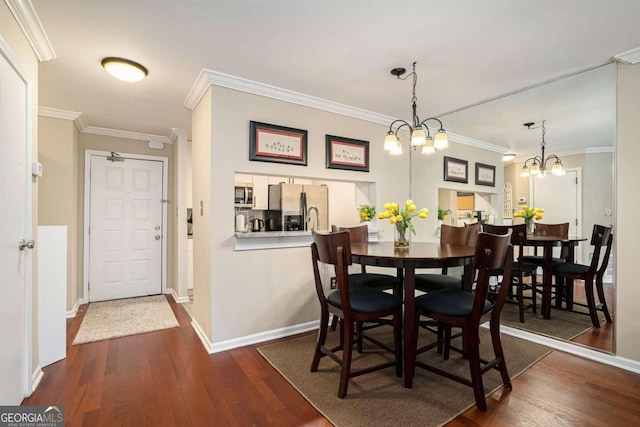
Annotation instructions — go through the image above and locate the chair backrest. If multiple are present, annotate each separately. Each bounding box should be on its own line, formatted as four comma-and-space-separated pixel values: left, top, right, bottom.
331, 224, 369, 243
597, 232, 613, 278
533, 222, 569, 238
311, 231, 354, 311
441, 223, 479, 247
470, 231, 514, 320
587, 224, 612, 272
482, 223, 527, 263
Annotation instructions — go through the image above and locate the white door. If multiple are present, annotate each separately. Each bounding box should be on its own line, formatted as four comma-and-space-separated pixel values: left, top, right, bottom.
0, 48, 29, 404
532, 168, 581, 260
88, 155, 164, 302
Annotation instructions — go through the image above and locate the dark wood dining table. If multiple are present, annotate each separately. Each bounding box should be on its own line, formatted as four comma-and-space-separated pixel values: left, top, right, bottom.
524, 235, 586, 319
350, 241, 476, 388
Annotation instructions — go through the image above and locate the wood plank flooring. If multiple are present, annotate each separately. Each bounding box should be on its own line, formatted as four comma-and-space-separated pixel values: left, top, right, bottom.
23, 296, 640, 426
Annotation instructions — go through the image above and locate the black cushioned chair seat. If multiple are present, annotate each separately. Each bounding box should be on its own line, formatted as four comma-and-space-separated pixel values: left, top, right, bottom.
553, 262, 590, 275
348, 273, 402, 289
415, 274, 462, 292
327, 288, 402, 313
415, 289, 492, 317
494, 261, 538, 274
522, 255, 565, 265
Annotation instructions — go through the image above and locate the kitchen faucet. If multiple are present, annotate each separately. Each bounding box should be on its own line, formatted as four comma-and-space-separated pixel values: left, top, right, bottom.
307, 206, 319, 231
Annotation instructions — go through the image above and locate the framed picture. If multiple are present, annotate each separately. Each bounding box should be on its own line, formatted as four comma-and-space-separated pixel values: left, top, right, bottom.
325, 135, 369, 172
249, 121, 307, 166
443, 156, 468, 183
475, 162, 496, 186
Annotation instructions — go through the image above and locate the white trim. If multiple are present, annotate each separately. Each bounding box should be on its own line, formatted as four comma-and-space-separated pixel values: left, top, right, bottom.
82, 126, 172, 145
65, 298, 83, 319
498, 325, 640, 375
29, 365, 43, 396
192, 319, 320, 354
512, 146, 614, 162
83, 150, 169, 303
585, 146, 614, 154
167, 288, 189, 304
4, 0, 56, 61
74, 114, 88, 132
614, 46, 640, 65
38, 106, 82, 121
184, 69, 506, 154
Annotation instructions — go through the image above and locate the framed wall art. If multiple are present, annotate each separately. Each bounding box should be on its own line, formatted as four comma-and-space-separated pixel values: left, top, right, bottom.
475, 162, 496, 186
443, 156, 468, 183
325, 135, 369, 172
249, 121, 307, 166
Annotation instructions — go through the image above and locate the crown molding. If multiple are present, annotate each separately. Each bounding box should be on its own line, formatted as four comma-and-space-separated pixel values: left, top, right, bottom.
614, 47, 640, 64
38, 106, 172, 143
510, 146, 613, 162
4, 0, 56, 62
585, 146, 614, 154
82, 126, 171, 144
184, 68, 506, 154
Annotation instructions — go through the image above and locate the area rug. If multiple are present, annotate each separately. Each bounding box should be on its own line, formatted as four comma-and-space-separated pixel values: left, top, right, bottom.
500, 297, 603, 341
258, 326, 550, 427
73, 295, 179, 345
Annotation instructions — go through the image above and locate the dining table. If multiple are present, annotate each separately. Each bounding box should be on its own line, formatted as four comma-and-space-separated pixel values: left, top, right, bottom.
350, 241, 476, 388
524, 234, 587, 319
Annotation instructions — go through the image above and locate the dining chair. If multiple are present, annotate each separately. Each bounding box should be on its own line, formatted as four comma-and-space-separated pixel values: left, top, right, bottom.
483, 223, 537, 322
521, 222, 570, 266
331, 224, 403, 295
553, 225, 612, 328
410, 231, 514, 411
414, 223, 480, 293
310, 231, 402, 398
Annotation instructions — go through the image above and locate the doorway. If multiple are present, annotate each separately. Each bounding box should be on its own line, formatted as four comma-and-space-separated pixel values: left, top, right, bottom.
84, 151, 168, 302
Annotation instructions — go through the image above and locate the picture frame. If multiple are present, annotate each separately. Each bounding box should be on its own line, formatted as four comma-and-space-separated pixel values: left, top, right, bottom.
443, 156, 468, 183
249, 121, 307, 166
475, 162, 496, 186
325, 135, 369, 172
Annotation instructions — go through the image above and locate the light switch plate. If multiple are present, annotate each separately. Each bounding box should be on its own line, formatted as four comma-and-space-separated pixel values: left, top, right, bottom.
31, 162, 43, 177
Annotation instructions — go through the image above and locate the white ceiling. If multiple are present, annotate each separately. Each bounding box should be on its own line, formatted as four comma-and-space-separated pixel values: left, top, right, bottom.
32, 0, 640, 156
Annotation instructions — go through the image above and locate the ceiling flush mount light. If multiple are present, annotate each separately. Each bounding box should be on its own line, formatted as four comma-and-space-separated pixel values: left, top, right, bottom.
520, 120, 565, 177
101, 57, 148, 82
384, 62, 448, 156
503, 153, 516, 162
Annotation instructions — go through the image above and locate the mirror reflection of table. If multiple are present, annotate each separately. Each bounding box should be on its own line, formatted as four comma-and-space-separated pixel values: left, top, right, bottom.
524, 235, 587, 319
350, 241, 475, 388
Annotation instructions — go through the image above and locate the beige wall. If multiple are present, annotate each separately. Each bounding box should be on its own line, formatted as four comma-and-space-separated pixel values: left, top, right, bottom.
616, 62, 640, 360
193, 85, 502, 344
38, 117, 80, 309
1, 0, 41, 382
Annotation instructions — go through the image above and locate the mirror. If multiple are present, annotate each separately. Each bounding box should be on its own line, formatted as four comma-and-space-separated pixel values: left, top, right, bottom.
438, 63, 616, 354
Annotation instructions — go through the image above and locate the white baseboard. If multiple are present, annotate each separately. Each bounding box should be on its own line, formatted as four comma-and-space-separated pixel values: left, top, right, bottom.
167, 288, 189, 304
497, 324, 640, 375
29, 365, 44, 396
65, 298, 83, 318
191, 318, 320, 354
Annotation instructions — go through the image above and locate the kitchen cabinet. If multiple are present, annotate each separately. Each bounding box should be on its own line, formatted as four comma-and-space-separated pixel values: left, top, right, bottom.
252, 175, 269, 210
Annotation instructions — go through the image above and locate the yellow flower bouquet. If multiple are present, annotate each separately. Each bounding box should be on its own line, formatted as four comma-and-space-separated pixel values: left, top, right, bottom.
513, 205, 544, 233
358, 204, 376, 223
379, 200, 429, 248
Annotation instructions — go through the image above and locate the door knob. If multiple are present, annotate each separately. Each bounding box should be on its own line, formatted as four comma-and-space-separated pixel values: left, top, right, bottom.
155, 225, 161, 230
155, 235, 161, 240
18, 239, 35, 251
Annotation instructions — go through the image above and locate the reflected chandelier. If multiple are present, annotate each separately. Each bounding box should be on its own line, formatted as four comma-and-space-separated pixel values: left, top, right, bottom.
520, 120, 565, 177
384, 62, 448, 156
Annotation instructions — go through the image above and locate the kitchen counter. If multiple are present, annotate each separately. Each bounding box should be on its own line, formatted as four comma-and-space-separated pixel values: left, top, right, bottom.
234, 229, 380, 251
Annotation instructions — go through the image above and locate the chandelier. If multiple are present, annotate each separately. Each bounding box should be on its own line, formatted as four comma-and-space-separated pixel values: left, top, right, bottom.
383, 62, 448, 156
520, 120, 565, 177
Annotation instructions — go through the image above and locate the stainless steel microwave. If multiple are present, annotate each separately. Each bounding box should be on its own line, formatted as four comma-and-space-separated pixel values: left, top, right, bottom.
234, 182, 254, 208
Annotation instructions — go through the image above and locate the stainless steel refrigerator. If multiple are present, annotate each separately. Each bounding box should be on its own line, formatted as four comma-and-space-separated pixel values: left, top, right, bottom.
268, 183, 328, 231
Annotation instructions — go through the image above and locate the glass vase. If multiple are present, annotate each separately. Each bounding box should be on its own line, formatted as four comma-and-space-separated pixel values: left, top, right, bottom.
525, 219, 535, 234
394, 223, 411, 250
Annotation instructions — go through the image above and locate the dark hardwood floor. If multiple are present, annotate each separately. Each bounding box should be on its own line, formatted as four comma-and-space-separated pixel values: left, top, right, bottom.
23, 295, 639, 426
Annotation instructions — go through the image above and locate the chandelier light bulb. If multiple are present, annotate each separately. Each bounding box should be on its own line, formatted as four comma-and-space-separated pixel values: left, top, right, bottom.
520, 166, 530, 178
384, 133, 398, 151
434, 130, 448, 150
390, 139, 403, 155
530, 162, 540, 175
421, 138, 435, 155
411, 128, 427, 147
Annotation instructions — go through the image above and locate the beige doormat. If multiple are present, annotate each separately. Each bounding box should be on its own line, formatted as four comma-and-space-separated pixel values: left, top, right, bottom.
73, 295, 179, 345
259, 326, 550, 427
